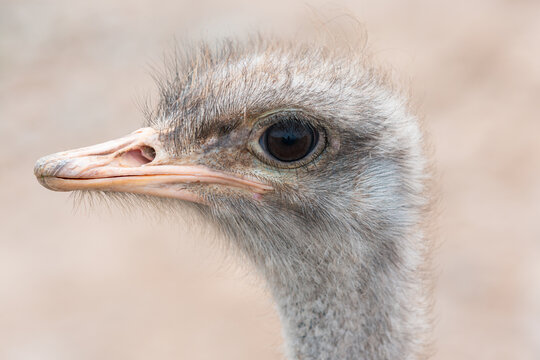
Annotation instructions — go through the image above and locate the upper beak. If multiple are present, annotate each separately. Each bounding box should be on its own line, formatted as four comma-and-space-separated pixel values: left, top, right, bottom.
34, 127, 272, 203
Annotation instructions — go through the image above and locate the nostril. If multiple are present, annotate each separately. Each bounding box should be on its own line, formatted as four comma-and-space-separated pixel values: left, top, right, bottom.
140, 146, 156, 162
119, 146, 156, 167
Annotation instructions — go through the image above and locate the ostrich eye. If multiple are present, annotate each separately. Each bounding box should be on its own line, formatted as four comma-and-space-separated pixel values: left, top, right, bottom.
249, 111, 327, 169
260, 121, 318, 162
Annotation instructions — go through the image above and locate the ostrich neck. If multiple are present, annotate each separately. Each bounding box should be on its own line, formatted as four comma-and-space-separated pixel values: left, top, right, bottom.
265, 231, 429, 360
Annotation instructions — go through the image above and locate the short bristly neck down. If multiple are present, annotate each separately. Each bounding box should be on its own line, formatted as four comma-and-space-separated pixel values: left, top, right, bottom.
211, 146, 432, 360
268, 228, 431, 360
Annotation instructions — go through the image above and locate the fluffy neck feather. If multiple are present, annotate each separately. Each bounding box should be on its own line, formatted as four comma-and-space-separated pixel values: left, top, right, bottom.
263, 228, 431, 360
209, 151, 432, 359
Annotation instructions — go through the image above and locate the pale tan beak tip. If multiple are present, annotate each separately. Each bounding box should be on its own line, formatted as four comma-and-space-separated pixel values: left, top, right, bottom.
34, 155, 60, 191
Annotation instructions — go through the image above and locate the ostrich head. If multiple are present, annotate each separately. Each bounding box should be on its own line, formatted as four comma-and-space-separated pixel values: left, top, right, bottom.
34, 39, 431, 359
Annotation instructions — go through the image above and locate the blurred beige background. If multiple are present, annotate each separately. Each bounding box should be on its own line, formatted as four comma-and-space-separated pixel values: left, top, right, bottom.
1, 0, 539, 359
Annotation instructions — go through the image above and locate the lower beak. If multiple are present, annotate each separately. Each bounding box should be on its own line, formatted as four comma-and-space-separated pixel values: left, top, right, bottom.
34, 127, 272, 203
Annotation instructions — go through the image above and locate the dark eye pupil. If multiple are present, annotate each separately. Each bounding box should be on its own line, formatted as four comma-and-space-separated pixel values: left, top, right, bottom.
261, 120, 317, 162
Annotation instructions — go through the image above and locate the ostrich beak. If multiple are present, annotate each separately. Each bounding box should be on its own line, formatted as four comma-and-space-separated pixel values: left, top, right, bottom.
34, 127, 272, 203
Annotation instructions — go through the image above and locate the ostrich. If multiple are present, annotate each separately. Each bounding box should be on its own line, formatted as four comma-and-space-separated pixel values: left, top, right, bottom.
34, 38, 433, 360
